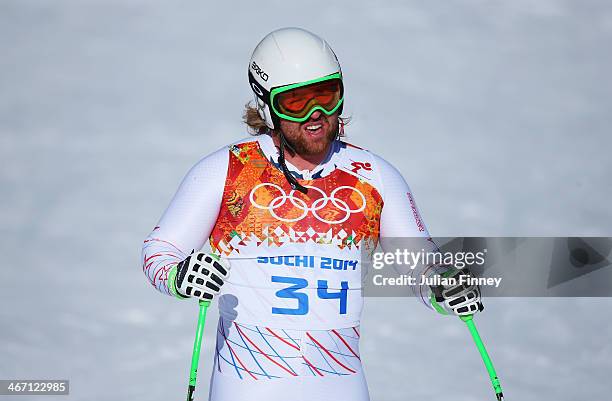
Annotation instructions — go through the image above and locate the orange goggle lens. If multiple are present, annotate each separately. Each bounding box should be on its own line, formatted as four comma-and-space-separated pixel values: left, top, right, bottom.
274, 79, 343, 118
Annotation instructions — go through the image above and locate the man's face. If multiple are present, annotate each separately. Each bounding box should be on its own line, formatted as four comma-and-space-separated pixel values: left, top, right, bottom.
278, 110, 339, 157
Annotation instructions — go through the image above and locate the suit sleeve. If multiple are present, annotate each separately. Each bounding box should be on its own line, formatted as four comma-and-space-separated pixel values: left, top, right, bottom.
374, 154, 446, 308
141, 147, 229, 296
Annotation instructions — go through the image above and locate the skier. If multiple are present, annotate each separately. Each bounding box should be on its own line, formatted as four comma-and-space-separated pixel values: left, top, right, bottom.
142, 27, 483, 401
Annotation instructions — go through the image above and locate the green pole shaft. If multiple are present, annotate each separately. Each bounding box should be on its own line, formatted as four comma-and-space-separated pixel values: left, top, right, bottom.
460, 315, 504, 400
186, 300, 210, 401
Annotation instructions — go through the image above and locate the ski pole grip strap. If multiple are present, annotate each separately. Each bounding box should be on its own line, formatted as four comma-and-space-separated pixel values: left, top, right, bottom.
168, 265, 189, 300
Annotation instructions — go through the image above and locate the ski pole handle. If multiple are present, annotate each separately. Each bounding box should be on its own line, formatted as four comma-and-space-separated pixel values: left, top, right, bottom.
187, 300, 211, 401
460, 315, 504, 401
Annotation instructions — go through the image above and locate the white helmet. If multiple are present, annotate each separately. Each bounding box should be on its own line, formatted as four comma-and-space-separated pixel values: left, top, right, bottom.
248, 27, 343, 129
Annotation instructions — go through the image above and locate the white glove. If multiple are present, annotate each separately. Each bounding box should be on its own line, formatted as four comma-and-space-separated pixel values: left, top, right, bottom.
429, 268, 483, 316
170, 252, 230, 301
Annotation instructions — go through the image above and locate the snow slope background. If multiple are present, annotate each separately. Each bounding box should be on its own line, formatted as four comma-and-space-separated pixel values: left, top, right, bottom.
1, 0, 611, 400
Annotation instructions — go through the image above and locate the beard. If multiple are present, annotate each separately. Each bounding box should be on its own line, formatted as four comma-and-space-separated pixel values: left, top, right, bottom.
280, 115, 339, 157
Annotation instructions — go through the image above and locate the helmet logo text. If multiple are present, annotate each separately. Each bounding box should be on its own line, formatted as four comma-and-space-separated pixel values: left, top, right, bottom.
251, 61, 269, 82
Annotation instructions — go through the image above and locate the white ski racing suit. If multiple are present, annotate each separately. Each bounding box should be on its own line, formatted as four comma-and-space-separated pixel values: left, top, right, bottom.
142, 134, 438, 401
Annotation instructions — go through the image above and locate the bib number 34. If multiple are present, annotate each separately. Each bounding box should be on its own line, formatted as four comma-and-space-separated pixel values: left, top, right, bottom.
271, 276, 349, 315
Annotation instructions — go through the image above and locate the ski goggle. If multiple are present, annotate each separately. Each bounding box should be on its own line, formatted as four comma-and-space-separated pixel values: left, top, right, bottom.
270, 73, 344, 122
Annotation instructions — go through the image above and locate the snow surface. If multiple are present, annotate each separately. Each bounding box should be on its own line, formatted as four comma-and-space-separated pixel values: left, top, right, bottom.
1, 1, 611, 400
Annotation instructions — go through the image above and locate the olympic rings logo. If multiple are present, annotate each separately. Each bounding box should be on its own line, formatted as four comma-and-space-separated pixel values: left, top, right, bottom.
249, 183, 366, 224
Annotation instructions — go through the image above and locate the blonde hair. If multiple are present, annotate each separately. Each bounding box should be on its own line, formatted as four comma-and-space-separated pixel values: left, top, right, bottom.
242, 102, 350, 136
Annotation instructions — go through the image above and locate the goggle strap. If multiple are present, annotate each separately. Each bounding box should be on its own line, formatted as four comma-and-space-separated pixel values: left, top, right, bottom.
248, 71, 271, 104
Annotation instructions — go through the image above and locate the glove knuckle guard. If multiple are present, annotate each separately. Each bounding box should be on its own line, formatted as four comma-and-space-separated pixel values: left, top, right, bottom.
433, 268, 483, 316
175, 252, 230, 300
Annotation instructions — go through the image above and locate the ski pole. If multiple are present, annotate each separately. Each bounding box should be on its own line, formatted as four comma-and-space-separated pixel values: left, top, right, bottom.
460, 315, 504, 401
186, 300, 211, 401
